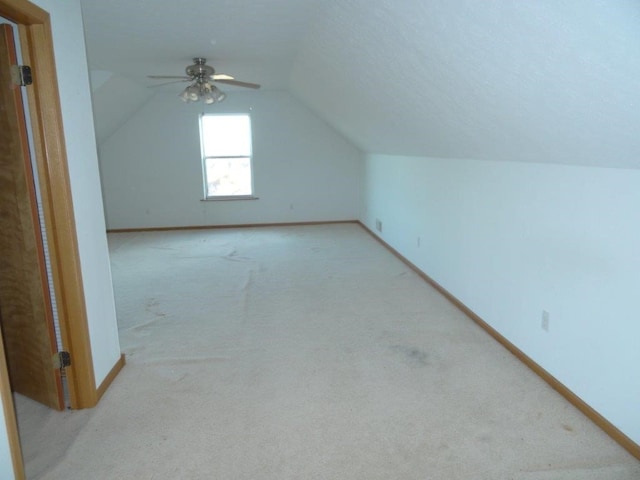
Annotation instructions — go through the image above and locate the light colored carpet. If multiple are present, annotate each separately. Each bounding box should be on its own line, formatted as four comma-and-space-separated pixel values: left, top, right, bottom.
16, 224, 640, 479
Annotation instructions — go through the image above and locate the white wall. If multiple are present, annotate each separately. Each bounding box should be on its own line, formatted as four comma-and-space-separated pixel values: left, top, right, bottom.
99, 90, 362, 229
361, 154, 640, 445
30, 0, 121, 385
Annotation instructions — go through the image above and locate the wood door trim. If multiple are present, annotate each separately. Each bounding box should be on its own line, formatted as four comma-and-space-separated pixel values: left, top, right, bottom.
17, 19, 97, 410
0, 0, 42, 24
0, 0, 97, 411
0, 21, 64, 409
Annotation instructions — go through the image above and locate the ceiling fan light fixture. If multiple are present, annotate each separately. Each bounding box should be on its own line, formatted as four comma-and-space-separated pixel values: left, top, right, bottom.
187, 84, 200, 101
211, 85, 226, 103
179, 88, 191, 103
202, 92, 215, 104
152, 58, 260, 102
179, 80, 227, 104
178, 83, 204, 103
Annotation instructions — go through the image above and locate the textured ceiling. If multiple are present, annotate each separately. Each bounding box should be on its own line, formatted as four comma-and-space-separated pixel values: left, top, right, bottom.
80, 0, 640, 168
79, 0, 329, 89
290, 0, 640, 167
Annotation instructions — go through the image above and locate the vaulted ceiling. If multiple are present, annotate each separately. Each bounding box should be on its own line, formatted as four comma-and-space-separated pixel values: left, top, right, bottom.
80, 0, 640, 168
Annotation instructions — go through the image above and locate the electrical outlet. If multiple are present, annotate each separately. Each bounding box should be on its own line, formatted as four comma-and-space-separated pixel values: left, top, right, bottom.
417, 236, 421, 247
541, 310, 550, 332
375, 219, 382, 232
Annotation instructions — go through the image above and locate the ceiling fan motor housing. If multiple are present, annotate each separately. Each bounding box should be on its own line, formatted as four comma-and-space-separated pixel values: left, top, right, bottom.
186, 57, 214, 79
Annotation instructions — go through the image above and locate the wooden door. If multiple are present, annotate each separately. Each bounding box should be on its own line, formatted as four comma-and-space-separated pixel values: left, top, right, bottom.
0, 23, 63, 410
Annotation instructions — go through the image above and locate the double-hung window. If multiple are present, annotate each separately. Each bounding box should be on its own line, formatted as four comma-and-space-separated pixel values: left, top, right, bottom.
200, 114, 254, 199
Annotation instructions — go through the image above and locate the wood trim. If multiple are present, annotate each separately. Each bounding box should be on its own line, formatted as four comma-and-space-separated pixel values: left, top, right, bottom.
96, 354, 126, 401
0, 21, 64, 410
18, 20, 97, 410
107, 220, 359, 234
0, 0, 98, 410
0, 326, 25, 480
358, 222, 640, 461
0, 0, 45, 24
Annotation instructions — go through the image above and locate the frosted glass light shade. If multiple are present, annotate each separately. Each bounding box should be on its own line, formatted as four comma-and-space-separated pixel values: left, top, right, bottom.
178, 81, 227, 104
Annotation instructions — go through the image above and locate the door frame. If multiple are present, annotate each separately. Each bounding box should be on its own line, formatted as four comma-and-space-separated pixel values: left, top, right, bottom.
0, 0, 97, 476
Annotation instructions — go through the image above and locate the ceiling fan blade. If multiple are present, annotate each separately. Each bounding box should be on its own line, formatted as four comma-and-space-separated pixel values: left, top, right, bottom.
147, 79, 190, 88
212, 73, 235, 80
215, 78, 261, 89
147, 75, 190, 80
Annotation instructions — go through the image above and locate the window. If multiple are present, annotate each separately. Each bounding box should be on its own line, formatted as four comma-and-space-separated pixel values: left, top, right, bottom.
200, 114, 254, 199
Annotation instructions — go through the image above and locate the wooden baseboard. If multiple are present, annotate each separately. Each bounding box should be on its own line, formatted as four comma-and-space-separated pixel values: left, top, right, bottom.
107, 220, 358, 234
96, 354, 126, 401
358, 222, 640, 461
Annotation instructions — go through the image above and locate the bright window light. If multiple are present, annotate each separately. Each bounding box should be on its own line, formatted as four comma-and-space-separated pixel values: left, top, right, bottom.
200, 114, 253, 198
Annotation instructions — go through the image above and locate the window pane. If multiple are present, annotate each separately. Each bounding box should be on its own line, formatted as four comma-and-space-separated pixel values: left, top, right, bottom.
201, 115, 251, 157
205, 157, 252, 197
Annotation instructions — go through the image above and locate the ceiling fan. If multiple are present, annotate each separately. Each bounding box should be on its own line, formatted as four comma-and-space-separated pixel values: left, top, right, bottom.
148, 57, 260, 104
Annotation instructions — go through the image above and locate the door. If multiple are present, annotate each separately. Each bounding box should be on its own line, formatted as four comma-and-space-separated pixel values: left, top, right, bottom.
0, 23, 63, 410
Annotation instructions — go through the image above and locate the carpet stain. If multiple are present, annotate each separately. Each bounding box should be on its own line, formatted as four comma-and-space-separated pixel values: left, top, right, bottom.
391, 345, 429, 367
223, 248, 253, 262
145, 298, 167, 318
562, 424, 574, 432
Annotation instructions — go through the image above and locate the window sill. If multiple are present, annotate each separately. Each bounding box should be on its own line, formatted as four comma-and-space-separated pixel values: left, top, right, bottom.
201, 195, 259, 202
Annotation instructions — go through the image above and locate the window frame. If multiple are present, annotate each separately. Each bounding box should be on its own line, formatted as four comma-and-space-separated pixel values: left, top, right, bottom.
199, 113, 257, 201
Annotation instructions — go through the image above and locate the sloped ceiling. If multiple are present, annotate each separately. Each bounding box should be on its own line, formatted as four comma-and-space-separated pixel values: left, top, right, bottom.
80, 0, 640, 168
79, 0, 328, 90
89, 71, 154, 144
290, 0, 640, 168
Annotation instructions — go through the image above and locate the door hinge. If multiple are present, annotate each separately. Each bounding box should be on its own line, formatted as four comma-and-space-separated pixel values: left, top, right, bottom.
10, 65, 33, 86
53, 351, 71, 369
